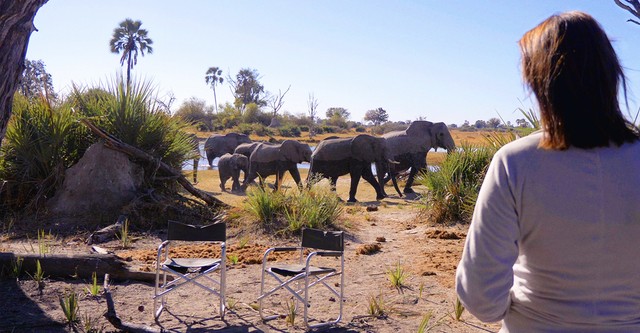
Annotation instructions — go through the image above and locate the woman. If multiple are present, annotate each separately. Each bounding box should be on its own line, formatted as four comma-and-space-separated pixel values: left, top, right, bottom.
456, 11, 640, 332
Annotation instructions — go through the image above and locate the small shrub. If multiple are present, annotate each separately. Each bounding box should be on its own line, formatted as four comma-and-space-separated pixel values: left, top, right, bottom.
283, 182, 342, 232
388, 261, 408, 292
277, 125, 301, 137
10, 256, 23, 279
86, 272, 101, 296
285, 299, 297, 326
60, 290, 79, 326
229, 254, 239, 265
367, 293, 387, 318
116, 218, 131, 248
417, 311, 434, 333
454, 297, 465, 321
354, 126, 366, 133
81, 312, 106, 333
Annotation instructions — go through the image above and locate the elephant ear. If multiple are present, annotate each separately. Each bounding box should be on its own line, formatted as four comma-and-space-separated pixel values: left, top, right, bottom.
351, 134, 378, 163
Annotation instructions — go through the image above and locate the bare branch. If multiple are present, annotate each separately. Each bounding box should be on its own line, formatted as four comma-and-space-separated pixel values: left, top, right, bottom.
615, 0, 640, 21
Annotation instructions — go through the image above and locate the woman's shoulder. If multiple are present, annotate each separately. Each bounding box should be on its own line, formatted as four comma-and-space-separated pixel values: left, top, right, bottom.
497, 131, 543, 156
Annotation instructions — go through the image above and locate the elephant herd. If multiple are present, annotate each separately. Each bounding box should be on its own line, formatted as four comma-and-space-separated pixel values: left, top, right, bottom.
199, 121, 456, 202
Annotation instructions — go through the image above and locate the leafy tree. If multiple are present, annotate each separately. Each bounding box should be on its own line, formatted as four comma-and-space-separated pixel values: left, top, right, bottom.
324, 107, 350, 128
474, 120, 487, 129
326, 107, 350, 119
228, 68, 266, 109
364, 107, 389, 126
19, 59, 57, 101
487, 117, 502, 129
109, 18, 153, 86
174, 97, 215, 131
205, 66, 223, 113
515, 118, 529, 128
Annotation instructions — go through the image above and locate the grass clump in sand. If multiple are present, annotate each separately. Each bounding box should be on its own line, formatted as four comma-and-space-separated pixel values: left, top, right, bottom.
243, 179, 342, 233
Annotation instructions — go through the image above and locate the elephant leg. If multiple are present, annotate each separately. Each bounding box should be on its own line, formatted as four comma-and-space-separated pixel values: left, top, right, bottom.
329, 176, 339, 192
361, 165, 385, 200
348, 166, 363, 203
231, 171, 241, 192
375, 162, 388, 198
220, 176, 228, 192
289, 167, 303, 189
403, 167, 420, 194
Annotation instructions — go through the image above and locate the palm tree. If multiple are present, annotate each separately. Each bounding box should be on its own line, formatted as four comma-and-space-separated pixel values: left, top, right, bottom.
205, 67, 223, 113
109, 18, 153, 87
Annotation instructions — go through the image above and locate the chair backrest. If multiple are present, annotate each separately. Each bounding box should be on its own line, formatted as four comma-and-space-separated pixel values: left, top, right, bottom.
301, 228, 343, 252
167, 221, 226, 242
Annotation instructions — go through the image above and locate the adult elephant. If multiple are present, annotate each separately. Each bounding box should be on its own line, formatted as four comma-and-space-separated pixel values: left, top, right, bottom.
218, 153, 249, 193
204, 133, 252, 167
308, 134, 396, 203
244, 140, 312, 191
376, 121, 456, 196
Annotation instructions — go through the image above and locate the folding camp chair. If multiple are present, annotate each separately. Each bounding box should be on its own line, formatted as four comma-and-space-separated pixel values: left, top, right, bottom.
154, 221, 226, 319
258, 228, 344, 329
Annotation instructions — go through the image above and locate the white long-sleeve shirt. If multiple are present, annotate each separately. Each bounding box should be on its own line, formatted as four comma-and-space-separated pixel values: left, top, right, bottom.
456, 131, 640, 332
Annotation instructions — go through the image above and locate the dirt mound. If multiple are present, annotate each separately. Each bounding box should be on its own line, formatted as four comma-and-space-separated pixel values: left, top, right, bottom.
425, 228, 465, 239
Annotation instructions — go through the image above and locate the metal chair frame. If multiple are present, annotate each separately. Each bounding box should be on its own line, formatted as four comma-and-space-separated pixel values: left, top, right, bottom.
258, 228, 344, 329
154, 221, 226, 320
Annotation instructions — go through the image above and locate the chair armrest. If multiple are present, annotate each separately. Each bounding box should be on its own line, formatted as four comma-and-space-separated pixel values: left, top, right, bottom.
262, 247, 301, 270
316, 251, 343, 257
271, 247, 300, 252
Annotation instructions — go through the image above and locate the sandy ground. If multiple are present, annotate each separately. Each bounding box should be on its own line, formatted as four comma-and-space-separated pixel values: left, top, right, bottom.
0, 166, 501, 332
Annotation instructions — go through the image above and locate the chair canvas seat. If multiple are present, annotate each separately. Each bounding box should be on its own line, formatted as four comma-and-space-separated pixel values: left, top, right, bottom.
165, 258, 221, 274
269, 264, 335, 277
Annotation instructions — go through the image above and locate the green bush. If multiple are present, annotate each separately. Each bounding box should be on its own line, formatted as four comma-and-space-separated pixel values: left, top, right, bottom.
355, 126, 366, 132
277, 125, 301, 137
0, 94, 87, 210
1, 77, 196, 214
418, 144, 497, 224
243, 180, 342, 233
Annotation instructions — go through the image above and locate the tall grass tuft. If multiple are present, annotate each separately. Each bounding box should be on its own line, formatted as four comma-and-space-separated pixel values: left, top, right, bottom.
244, 186, 284, 224
243, 179, 342, 233
418, 144, 497, 224
60, 290, 80, 326
283, 181, 342, 232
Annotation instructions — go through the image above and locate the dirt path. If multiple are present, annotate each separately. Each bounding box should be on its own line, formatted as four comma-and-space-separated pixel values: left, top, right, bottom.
0, 171, 501, 332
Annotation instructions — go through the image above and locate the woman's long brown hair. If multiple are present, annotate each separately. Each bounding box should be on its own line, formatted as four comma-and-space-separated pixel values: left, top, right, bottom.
519, 11, 639, 149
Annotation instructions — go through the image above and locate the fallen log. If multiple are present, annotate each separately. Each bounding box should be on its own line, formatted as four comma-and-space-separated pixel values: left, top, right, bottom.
104, 274, 163, 333
0, 252, 157, 282
80, 119, 228, 208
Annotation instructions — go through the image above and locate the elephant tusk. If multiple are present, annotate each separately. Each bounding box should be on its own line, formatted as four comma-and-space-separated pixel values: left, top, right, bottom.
388, 159, 400, 164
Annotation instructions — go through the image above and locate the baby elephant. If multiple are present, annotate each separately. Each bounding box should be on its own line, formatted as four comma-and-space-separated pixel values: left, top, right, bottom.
218, 153, 248, 193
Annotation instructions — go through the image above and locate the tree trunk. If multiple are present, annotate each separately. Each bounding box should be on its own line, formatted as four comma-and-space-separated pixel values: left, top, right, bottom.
0, 0, 48, 145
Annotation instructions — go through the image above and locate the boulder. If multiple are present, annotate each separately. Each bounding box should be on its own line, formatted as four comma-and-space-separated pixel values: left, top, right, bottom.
48, 142, 143, 217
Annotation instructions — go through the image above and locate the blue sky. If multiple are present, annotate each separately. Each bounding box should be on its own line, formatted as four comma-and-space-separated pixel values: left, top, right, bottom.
26, 1, 640, 126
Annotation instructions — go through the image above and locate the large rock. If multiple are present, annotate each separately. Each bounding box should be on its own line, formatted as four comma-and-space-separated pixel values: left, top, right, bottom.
48, 142, 143, 217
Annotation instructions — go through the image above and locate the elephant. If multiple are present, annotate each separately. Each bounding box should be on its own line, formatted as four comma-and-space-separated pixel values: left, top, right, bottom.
308, 134, 397, 203
218, 153, 249, 193
187, 133, 201, 184
376, 121, 456, 196
244, 140, 312, 191
204, 132, 252, 167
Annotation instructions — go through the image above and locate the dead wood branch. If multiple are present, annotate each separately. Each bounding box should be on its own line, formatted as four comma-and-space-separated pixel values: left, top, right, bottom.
80, 119, 228, 208
0, 252, 157, 282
